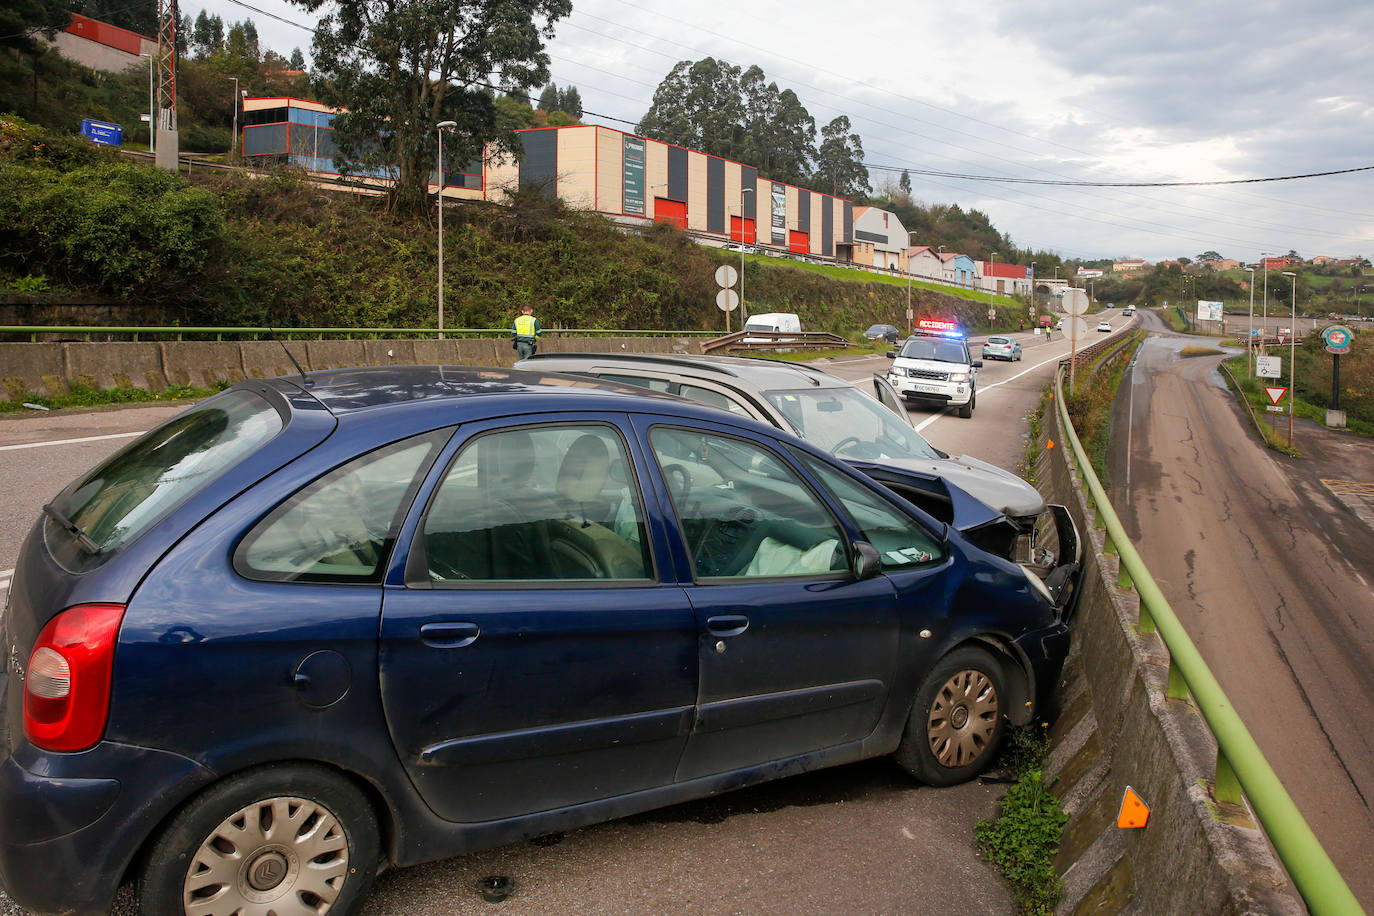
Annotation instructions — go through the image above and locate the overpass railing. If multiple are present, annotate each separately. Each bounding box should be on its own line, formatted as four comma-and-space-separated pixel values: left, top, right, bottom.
1053, 365, 1362, 915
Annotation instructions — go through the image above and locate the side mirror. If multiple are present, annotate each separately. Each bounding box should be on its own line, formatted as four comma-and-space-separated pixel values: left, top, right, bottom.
885, 351, 896, 360
851, 541, 883, 581
972, 360, 983, 368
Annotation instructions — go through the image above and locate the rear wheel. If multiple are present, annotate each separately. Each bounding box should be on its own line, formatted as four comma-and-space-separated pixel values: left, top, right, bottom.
138, 764, 380, 916
895, 646, 1007, 785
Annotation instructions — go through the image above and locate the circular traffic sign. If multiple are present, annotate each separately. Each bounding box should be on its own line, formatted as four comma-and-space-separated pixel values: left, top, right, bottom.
715, 265, 738, 288
1322, 325, 1352, 354
716, 288, 739, 311
1062, 288, 1089, 316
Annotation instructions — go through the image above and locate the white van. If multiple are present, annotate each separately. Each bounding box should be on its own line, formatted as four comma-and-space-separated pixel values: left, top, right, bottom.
742, 312, 802, 343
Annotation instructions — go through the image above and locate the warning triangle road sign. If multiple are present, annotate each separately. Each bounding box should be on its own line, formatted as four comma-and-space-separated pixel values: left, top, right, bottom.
1264, 386, 1288, 406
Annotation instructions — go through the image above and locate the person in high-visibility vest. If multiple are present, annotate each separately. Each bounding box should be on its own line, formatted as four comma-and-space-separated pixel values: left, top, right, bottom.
511, 304, 542, 360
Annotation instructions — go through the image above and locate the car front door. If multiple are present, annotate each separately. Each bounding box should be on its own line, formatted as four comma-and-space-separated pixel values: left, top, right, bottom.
637, 419, 904, 782
872, 374, 916, 427
379, 417, 698, 824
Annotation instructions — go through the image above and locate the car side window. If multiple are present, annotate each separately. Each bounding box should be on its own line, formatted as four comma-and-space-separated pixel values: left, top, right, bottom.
422, 424, 651, 583
236, 430, 447, 583
800, 456, 945, 569
675, 384, 753, 418
648, 427, 846, 580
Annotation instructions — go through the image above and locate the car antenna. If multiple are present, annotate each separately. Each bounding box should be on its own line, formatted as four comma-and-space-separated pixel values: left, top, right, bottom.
269, 330, 312, 387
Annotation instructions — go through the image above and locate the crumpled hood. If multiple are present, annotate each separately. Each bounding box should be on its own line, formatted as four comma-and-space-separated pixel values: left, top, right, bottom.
867, 453, 1045, 521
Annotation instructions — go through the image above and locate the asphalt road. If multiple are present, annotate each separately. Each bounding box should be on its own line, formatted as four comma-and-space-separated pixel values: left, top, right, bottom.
0, 387, 1029, 914
1109, 311, 1374, 909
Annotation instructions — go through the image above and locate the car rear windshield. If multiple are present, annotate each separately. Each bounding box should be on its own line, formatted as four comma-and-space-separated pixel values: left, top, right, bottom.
44, 389, 283, 573
763, 386, 943, 461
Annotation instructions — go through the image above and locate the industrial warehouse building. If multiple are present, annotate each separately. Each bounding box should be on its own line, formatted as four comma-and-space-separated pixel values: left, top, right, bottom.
241, 97, 883, 265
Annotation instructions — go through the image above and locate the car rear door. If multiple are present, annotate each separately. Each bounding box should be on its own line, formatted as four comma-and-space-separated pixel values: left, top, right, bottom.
378, 416, 698, 824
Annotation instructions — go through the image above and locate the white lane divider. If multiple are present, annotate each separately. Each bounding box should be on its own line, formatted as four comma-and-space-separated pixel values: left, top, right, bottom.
911, 349, 1066, 433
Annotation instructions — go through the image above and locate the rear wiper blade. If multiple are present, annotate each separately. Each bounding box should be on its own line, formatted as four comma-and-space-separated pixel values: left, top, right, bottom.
42, 503, 101, 554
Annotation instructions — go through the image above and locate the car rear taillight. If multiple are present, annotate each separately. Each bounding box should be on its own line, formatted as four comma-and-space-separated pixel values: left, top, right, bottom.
23, 604, 126, 752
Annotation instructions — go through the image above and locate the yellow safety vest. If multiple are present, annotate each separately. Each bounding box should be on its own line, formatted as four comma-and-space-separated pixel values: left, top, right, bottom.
513, 314, 538, 339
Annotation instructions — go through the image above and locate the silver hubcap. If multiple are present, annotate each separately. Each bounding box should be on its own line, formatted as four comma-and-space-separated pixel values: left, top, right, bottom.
927, 668, 999, 768
184, 796, 349, 916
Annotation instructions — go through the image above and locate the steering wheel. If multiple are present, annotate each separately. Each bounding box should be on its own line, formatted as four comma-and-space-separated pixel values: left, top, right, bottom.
661, 463, 692, 503
833, 436, 885, 459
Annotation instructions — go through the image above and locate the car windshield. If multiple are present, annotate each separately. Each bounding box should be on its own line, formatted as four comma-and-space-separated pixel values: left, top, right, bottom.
45, 389, 283, 572
898, 336, 967, 363
762, 386, 943, 461
865, 325, 890, 336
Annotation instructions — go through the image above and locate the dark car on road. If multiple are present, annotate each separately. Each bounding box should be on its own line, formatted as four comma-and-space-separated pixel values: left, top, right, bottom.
0, 366, 1076, 916
864, 323, 901, 344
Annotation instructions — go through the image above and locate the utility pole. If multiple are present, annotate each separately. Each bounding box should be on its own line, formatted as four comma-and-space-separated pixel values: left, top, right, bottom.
154, 0, 180, 171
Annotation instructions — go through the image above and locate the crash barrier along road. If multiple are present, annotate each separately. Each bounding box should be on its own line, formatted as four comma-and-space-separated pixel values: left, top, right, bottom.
0, 326, 1361, 912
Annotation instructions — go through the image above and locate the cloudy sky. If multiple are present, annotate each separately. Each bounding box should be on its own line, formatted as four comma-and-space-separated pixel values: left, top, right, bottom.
196, 0, 1374, 264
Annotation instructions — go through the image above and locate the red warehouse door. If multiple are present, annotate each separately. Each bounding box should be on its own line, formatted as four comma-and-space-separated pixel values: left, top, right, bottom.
655, 198, 688, 230
730, 216, 757, 244
788, 230, 810, 254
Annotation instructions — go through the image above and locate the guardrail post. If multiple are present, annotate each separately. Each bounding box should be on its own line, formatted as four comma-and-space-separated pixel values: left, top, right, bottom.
1215, 751, 1244, 805
1166, 657, 1189, 701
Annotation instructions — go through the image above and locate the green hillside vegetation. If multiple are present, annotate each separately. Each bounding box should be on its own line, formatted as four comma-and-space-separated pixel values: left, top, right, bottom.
1, 117, 1010, 337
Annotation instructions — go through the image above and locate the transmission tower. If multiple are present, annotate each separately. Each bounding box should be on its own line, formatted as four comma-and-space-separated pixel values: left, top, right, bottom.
154, 0, 179, 169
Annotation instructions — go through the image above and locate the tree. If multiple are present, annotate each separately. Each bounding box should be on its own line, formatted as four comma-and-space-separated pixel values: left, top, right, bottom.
637, 58, 745, 159
297, 0, 571, 214
193, 12, 224, 57
1196, 250, 1222, 263
899, 169, 911, 196
557, 85, 581, 119
289, 47, 305, 70
537, 83, 559, 112
815, 115, 869, 198
1, 0, 66, 55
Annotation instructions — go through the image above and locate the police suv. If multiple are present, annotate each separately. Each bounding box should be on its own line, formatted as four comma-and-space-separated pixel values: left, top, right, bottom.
885, 318, 980, 418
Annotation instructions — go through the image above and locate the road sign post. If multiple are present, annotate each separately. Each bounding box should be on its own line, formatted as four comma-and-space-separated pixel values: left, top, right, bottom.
714, 265, 739, 332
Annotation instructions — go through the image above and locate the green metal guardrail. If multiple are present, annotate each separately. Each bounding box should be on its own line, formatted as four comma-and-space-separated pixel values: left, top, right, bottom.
0, 326, 718, 342
1053, 367, 1362, 915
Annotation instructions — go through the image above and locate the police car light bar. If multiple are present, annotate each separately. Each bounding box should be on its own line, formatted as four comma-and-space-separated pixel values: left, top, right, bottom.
915, 318, 964, 338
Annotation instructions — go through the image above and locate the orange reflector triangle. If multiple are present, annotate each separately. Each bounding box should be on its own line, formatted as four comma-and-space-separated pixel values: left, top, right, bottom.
1117, 786, 1150, 829
1046, 439, 1055, 449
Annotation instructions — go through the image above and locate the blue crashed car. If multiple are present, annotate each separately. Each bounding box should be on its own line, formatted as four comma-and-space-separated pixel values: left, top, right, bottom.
0, 366, 1076, 915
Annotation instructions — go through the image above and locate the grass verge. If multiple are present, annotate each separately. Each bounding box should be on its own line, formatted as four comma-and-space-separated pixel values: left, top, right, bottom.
0, 382, 220, 414
1064, 330, 1146, 484
977, 727, 1069, 915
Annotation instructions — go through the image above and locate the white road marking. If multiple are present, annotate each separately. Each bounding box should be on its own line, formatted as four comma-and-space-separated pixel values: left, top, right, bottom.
0, 431, 142, 452
912, 350, 1065, 433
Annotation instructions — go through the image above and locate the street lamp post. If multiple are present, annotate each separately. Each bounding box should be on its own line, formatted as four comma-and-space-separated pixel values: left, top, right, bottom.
436, 119, 457, 340
140, 53, 155, 154
227, 77, 240, 161
906, 231, 919, 333
1282, 272, 1297, 444
1029, 261, 1036, 324
1260, 253, 1274, 355
1245, 267, 1256, 377
988, 251, 998, 327
740, 187, 753, 324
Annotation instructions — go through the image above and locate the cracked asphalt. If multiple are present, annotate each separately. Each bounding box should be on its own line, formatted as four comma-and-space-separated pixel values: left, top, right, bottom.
1110, 316, 1374, 909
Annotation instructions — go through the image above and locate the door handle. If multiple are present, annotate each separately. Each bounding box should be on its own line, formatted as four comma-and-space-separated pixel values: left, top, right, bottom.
419, 621, 480, 648
706, 615, 749, 638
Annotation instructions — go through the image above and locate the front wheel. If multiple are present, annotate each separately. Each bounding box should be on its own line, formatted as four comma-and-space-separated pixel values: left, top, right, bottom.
138, 764, 380, 916
895, 646, 1007, 785
958, 391, 975, 418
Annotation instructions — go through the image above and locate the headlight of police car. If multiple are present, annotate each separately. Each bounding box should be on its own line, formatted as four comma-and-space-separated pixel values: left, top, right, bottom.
948, 371, 971, 382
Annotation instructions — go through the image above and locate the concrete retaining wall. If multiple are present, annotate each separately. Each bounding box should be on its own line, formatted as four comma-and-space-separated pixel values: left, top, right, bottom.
1039, 407, 1304, 914
0, 336, 698, 399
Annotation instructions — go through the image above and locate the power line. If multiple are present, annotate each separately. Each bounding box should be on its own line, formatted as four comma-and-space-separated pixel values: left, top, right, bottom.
864, 161, 1374, 188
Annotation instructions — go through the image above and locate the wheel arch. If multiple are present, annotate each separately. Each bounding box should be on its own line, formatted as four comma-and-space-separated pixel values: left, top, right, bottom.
121, 757, 401, 893
956, 634, 1034, 726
